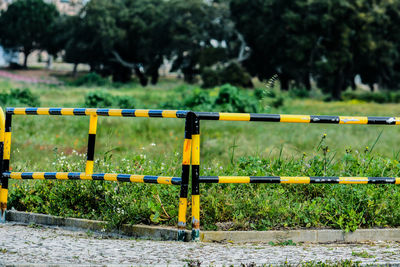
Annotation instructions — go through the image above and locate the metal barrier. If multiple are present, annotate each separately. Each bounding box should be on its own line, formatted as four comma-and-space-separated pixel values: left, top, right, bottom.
1, 107, 400, 242
191, 111, 400, 241
0, 108, 190, 235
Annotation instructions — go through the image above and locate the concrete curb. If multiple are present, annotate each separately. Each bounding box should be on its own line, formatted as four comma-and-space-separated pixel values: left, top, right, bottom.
6, 210, 400, 243
6, 210, 191, 242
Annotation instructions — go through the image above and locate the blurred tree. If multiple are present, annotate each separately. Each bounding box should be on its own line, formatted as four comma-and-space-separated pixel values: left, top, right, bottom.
231, 0, 400, 98
0, 0, 59, 68
230, 0, 317, 91
166, 0, 241, 83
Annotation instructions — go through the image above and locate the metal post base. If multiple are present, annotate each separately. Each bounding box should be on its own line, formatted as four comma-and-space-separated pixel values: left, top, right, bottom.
191, 229, 200, 242
0, 210, 6, 223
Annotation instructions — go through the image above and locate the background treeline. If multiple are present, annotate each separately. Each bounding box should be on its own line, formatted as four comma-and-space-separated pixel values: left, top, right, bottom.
1, 0, 400, 99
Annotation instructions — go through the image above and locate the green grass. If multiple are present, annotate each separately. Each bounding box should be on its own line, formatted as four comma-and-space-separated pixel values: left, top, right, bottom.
4, 77, 400, 231
351, 250, 375, 258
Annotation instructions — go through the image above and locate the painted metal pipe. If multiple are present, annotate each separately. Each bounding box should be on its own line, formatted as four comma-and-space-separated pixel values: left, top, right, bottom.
6, 108, 188, 118
7, 107, 400, 125
4, 172, 181, 185
191, 113, 200, 241
86, 115, 98, 174
1, 112, 11, 223
199, 176, 400, 184
177, 112, 194, 241
0, 108, 4, 223
195, 112, 400, 125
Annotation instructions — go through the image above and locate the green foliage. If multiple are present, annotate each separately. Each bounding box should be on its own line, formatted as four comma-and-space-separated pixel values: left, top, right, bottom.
162, 84, 260, 112
9, 140, 400, 232
215, 84, 258, 113
84, 91, 136, 108
0, 88, 40, 106
219, 62, 253, 88
201, 68, 221, 89
341, 91, 400, 104
289, 88, 310, 99
72, 73, 109, 87
201, 62, 253, 88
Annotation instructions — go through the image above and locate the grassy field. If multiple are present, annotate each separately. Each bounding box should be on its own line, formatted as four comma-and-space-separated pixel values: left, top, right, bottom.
3, 76, 400, 232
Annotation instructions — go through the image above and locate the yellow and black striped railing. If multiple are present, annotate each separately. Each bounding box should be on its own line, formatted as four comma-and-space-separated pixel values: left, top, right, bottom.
8, 107, 400, 125
2, 107, 400, 242
199, 176, 400, 184
0, 108, 189, 226
6, 107, 188, 118
195, 112, 400, 124
3, 172, 181, 185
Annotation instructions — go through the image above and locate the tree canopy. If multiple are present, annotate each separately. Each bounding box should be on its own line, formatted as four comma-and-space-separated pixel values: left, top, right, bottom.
0, 0, 59, 67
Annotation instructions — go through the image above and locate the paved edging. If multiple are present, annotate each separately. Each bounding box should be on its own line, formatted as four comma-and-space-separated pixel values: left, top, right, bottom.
6, 210, 191, 242
6, 210, 400, 243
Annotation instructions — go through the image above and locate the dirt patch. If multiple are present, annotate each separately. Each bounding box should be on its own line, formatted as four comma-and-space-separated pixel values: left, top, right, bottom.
0, 68, 64, 84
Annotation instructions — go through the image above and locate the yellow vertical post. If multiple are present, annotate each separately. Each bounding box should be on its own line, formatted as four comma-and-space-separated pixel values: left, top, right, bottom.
177, 112, 193, 241
85, 115, 98, 174
1, 110, 10, 223
191, 113, 200, 241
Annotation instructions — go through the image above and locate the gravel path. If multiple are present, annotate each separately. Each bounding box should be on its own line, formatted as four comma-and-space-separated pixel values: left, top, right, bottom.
1, 223, 400, 266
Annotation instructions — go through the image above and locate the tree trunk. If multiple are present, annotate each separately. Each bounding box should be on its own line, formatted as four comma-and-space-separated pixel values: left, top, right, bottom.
72, 63, 78, 77
23, 52, 29, 68
46, 55, 53, 70
304, 73, 311, 91
151, 71, 159, 85
351, 78, 356, 91
332, 70, 344, 100
183, 72, 194, 83
147, 57, 162, 85
369, 83, 374, 92
280, 74, 289, 91
134, 67, 148, 86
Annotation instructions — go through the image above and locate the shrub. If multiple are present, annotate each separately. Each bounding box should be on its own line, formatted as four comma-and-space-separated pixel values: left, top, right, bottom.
254, 88, 266, 100
289, 88, 310, 98
84, 91, 114, 108
73, 72, 108, 87
201, 67, 221, 88
161, 84, 260, 112
0, 88, 40, 106
220, 62, 253, 88
201, 62, 253, 88
270, 95, 285, 108
342, 91, 390, 103
215, 84, 259, 113
184, 88, 214, 109
116, 96, 136, 109
84, 91, 136, 108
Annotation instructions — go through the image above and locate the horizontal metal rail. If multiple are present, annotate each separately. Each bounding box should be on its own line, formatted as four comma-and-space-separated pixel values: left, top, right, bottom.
6, 108, 188, 118
199, 176, 400, 184
196, 112, 400, 125
3, 172, 181, 185
7, 108, 400, 125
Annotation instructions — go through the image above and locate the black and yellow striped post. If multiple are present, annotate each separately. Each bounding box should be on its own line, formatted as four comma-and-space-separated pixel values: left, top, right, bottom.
191, 113, 200, 241
86, 114, 98, 174
1, 111, 11, 222
0, 108, 4, 222
177, 112, 194, 241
